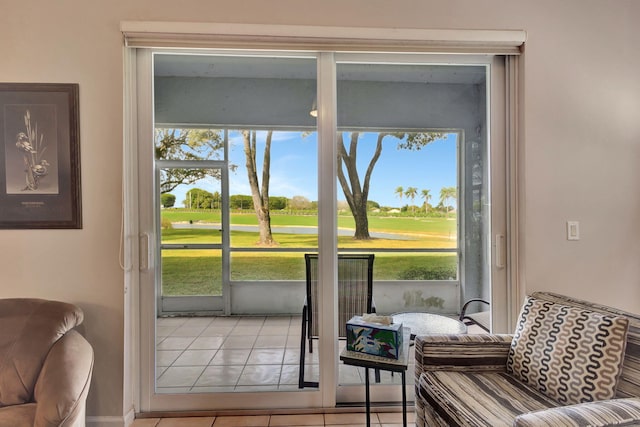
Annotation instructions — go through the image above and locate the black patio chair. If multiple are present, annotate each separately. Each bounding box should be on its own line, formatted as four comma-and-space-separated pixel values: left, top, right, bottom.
459, 298, 490, 332
298, 253, 377, 388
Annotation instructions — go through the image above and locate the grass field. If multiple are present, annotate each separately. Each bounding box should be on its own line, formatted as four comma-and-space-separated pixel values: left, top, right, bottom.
161, 209, 457, 236
160, 209, 458, 295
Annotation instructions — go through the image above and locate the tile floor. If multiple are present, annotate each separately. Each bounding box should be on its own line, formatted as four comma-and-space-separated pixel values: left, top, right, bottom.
133, 411, 416, 427
156, 315, 411, 393
149, 314, 482, 425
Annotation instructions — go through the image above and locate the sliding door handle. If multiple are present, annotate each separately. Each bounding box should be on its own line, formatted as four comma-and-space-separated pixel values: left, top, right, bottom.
495, 234, 505, 269
139, 233, 153, 272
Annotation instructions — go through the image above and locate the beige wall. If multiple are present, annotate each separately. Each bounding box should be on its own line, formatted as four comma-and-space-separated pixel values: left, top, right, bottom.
1, 0, 639, 421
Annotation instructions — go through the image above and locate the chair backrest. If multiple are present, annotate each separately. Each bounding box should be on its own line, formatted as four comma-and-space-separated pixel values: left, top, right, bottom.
305, 253, 375, 338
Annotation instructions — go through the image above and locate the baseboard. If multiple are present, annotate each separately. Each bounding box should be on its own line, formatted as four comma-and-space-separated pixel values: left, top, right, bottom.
87, 409, 135, 427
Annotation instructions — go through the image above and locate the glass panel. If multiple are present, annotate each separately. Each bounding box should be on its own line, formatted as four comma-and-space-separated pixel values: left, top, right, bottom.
160, 248, 222, 297
463, 137, 490, 304
230, 251, 306, 281
373, 252, 458, 281
153, 53, 318, 394
335, 62, 466, 285
335, 61, 487, 393
334, 131, 458, 256
228, 130, 318, 251
159, 167, 222, 245
155, 128, 225, 161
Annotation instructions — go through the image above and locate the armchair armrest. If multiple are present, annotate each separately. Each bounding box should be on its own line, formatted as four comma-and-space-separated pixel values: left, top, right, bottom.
415, 333, 513, 375
34, 330, 94, 427
514, 398, 640, 427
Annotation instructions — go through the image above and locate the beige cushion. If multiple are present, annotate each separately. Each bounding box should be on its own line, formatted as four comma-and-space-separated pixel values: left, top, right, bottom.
0, 299, 83, 406
506, 295, 629, 405
0, 403, 36, 427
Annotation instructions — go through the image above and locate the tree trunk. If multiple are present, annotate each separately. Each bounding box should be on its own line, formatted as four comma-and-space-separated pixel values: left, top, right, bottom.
256, 205, 274, 245
352, 200, 371, 240
337, 132, 387, 240
243, 130, 276, 246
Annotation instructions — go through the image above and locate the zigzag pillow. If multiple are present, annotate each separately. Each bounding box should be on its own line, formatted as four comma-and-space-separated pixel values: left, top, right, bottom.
506, 295, 629, 405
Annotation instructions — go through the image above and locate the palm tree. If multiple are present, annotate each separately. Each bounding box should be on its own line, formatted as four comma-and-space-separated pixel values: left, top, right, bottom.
421, 189, 431, 213
405, 187, 418, 214
394, 186, 404, 208
439, 186, 457, 216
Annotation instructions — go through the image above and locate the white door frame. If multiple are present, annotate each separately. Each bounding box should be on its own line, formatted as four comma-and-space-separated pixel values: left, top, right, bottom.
122, 23, 524, 414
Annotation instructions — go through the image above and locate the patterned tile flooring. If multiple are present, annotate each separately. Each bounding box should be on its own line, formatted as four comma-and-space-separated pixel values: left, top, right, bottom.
156, 315, 411, 393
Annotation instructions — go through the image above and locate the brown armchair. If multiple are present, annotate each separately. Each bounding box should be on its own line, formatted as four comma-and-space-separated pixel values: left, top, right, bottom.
0, 298, 94, 426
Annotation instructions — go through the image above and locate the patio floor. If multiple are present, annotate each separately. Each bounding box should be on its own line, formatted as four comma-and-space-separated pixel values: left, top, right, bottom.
156, 315, 411, 393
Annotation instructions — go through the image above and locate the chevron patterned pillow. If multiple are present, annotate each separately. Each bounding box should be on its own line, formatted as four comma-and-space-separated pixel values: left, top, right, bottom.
506, 295, 629, 405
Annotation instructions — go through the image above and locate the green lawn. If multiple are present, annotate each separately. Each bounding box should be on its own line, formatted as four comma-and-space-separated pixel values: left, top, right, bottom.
162, 251, 457, 295
160, 209, 458, 295
161, 209, 457, 234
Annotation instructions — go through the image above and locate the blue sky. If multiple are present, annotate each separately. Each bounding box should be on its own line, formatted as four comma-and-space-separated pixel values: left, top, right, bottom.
171, 131, 457, 209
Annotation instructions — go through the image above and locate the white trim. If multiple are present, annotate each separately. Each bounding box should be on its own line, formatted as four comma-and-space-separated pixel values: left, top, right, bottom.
121, 22, 525, 54
134, 49, 156, 413
316, 52, 339, 408
122, 46, 140, 422
488, 56, 510, 334
508, 54, 526, 329
87, 412, 133, 427
124, 407, 136, 427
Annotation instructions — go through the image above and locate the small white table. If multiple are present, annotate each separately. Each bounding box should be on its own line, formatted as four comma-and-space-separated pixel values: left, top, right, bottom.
391, 312, 467, 340
339, 328, 411, 427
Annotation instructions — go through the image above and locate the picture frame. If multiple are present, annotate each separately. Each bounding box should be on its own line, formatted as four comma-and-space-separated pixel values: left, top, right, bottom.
0, 83, 81, 229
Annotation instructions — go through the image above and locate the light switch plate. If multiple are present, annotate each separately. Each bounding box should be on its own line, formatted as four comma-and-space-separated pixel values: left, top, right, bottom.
567, 221, 580, 240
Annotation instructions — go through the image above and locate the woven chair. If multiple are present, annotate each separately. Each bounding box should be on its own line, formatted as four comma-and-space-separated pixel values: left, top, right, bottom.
298, 253, 376, 388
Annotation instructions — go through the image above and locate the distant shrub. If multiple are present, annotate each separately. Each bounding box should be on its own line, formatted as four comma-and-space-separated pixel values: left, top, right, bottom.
161, 193, 176, 208
161, 217, 173, 230
398, 266, 456, 280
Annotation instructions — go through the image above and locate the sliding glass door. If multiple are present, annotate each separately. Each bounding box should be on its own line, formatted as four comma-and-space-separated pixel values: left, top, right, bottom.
135, 48, 508, 412
331, 57, 499, 402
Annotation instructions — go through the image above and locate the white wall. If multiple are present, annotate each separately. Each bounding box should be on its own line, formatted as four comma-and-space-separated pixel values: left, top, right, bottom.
1, 0, 639, 422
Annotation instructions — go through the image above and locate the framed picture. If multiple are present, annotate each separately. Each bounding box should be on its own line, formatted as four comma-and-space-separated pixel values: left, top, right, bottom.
0, 83, 81, 229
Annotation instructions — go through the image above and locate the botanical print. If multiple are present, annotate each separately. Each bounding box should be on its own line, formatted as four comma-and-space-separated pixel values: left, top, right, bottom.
4, 105, 59, 194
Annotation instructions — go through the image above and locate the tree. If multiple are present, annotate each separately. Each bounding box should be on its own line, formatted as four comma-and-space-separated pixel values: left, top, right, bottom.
155, 128, 230, 194
290, 195, 312, 210
243, 130, 276, 246
230, 195, 252, 210
367, 200, 380, 210
338, 132, 444, 239
184, 188, 213, 209
269, 196, 288, 210
211, 191, 221, 209
405, 187, 418, 214
394, 186, 404, 206
420, 189, 431, 213
160, 193, 176, 208
440, 186, 457, 215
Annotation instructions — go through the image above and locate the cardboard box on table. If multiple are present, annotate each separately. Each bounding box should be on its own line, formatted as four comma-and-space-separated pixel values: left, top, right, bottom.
346, 315, 403, 359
